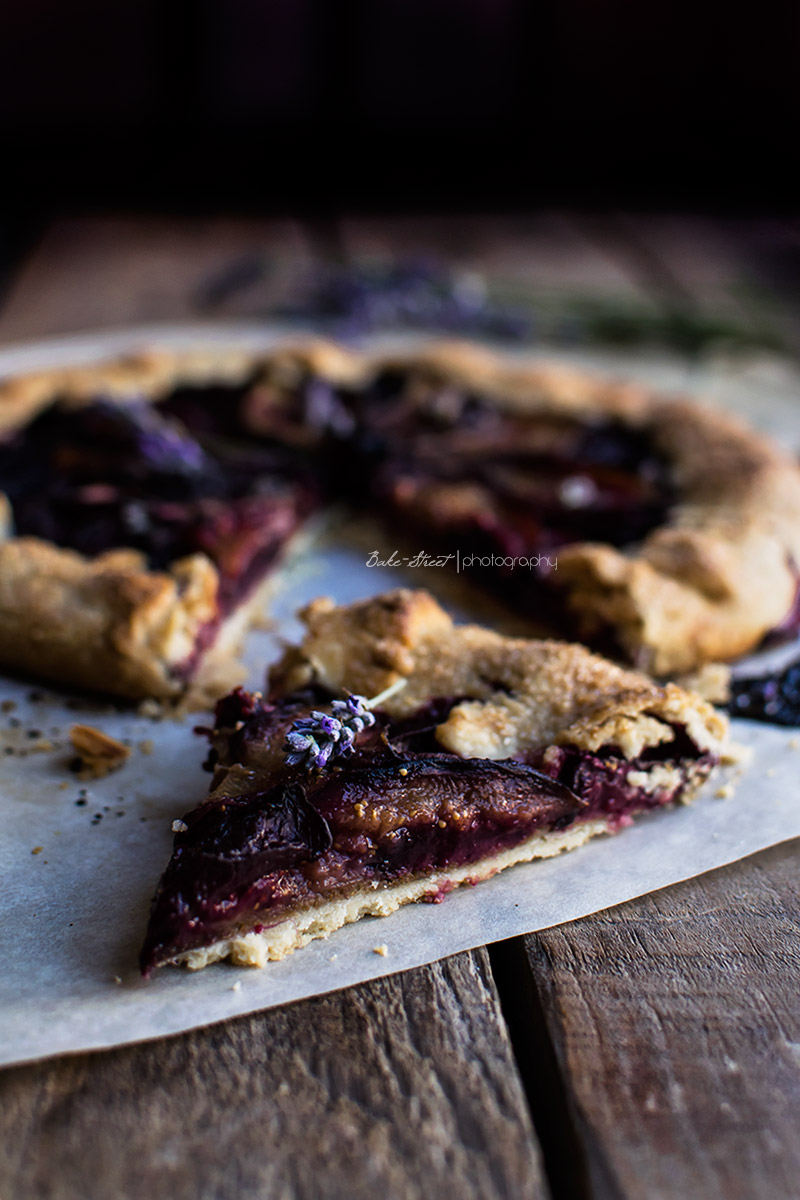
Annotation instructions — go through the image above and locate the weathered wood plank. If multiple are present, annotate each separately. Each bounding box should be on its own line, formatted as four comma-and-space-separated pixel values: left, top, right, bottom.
0, 215, 314, 343
590, 212, 800, 350
0, 949, 548, 1200
511, 840, 800, 1200
339, 211, 656, 303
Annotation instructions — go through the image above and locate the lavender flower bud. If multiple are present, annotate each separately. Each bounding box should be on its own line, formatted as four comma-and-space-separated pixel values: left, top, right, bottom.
283, 693, 377, 773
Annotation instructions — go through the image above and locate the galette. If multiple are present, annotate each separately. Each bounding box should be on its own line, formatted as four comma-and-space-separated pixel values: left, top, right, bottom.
140, 589, 728, 973
1, 338, 800, 700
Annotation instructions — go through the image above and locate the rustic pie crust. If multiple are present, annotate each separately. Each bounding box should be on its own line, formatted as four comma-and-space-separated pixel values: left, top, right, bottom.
140, 589, 728, 972
0, 342, 365, 702
1, 338, 799, 700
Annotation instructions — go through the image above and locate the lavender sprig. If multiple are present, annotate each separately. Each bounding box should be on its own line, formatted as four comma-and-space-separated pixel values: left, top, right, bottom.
283, 681, 407, 774
284, 696, 376, 772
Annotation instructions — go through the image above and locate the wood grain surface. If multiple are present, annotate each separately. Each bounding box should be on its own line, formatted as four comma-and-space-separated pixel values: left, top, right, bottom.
512, 840, 800, 1200
0, 215, 313, 342
0, 951, 547, 1200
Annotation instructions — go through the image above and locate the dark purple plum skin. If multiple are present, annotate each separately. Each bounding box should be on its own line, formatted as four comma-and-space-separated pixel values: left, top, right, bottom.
141, 689, 716, 975
139, 750, 584, 974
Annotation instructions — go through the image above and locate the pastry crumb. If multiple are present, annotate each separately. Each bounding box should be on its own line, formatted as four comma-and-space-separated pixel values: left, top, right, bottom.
31, 845, 43, 855
138, 739, 154, 756
766, 767, 777, 778
172, 819, 189, 833
1, 699, 16, 713
69, 725, 131, 779
715, 784, 735, 799
230, 980, 242, 992
789, 737, 800, 750
373, 944, 389, 957
329, 953, 338, 961
673, 662, 731, 704
137, 698, 164, 720
720, 741, 753, 767
29, 738, 54, 753
112, 975, 122, 985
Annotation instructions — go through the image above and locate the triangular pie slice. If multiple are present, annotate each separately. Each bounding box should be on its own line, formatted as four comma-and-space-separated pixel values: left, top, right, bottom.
140, 589, 728, 974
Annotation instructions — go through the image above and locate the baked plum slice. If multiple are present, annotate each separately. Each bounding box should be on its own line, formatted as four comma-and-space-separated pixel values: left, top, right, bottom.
141, 681, 718, 974
350, 368, 674, 625
140, 747, 584, 974
0, 398, 318, 618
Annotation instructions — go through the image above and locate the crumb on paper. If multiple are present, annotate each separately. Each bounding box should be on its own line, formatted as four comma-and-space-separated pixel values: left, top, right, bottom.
172, 819, 189, 833
373, 944, 389, 957
329, 954, 338, 961
721, 741, 754, 767
69, 725, 131, 780
715, 784, 735, 799
231, 980, 242, 992
789, 737, 800, 751
137, 698, 164, 720
112, 975, 122, 985
766, 767, 777, 778
1, 699, 16, 713
138, 739, 154, 756
31, 846, 43, 855
30, 738, 55, 754
674, 662, 731, 704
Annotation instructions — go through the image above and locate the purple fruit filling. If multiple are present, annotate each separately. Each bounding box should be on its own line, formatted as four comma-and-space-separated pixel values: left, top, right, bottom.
1, 367, 684, 676
0, 396, 319, 621
140, 689, 715, 973
139, 751, 583, 973
728, 656, 800, 726
349, 370, 675, 625
531, 729, 716, 830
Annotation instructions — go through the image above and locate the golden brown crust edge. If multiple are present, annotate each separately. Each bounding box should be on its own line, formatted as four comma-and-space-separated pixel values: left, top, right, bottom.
366, 343, 800, 673
0, 539, 221, 700
0, 338, 367, 434
0, 340, 364, 701
1, 336, 799, 684
270, 588, 729, 760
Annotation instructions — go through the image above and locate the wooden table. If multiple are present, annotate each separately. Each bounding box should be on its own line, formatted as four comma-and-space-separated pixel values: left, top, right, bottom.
1, 215, 799, 1200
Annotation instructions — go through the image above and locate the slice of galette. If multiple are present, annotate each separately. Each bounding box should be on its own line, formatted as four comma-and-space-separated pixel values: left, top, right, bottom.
140, 589, 728, 974
0, 341, 362, 702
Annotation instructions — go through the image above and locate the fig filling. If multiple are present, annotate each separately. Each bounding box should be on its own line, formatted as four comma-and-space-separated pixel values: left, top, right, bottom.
4, 363, 800, 690
140, 688, 716, 973
1, 366, 684, 675
0, 394, 319, 622
349, 369, 675, 625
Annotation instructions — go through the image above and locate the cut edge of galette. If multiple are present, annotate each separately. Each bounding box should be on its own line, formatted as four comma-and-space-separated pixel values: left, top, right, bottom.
140, 589, 728, 974
3, 337, 800, 703
0, 341, 363, 702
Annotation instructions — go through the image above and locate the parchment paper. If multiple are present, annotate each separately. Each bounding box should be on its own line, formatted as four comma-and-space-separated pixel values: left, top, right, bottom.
2, 325, 799, 1069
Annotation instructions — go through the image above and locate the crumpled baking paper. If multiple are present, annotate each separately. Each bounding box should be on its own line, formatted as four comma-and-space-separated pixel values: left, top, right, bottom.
1, 325, 798, 1068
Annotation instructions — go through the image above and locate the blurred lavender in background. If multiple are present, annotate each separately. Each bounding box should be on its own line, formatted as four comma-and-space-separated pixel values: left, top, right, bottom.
198, 251, 788, 357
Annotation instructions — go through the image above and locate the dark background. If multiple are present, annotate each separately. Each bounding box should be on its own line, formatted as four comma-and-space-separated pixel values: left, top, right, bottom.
1, 0, 798, 224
